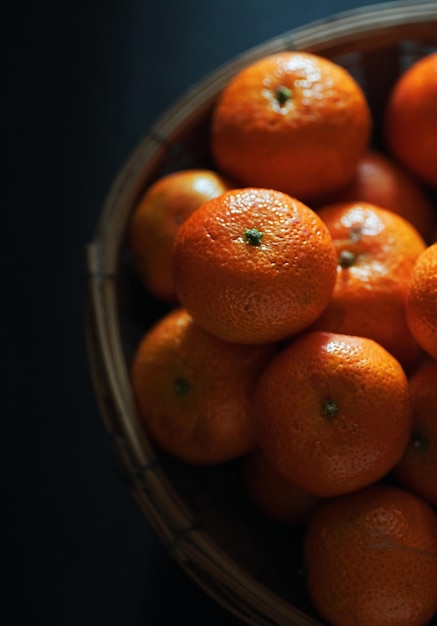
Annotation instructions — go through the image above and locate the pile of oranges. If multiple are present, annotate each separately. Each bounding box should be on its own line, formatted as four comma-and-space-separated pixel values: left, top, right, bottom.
128, 50, 437, 626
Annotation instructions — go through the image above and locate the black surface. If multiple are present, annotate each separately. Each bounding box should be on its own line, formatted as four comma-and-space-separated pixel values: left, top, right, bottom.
5, 1, 392, 624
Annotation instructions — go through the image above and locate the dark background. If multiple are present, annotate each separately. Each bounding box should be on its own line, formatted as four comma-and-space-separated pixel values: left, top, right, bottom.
5, 1, 392, 624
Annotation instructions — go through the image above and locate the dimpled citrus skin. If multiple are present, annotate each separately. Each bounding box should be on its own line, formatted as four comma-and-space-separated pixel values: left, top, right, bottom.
130, 308, 276, 465
313, 201, 426, 369
242, 448, 320, 525
129, 169, 230, 301
172, 188, 338, 345
211, 51, 371, 203
406, 243, 437, 361
304, 485, 437, 626
254, 331, 412, 497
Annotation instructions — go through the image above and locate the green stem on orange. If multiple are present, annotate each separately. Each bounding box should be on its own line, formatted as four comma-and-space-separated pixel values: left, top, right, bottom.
244, 228, 264, 246
174, 377, 190, 396
275, 85, 292, 105
323, 399, 339, 418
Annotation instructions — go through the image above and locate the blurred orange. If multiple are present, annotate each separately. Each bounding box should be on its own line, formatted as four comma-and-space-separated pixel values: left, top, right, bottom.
129, 169, 230, 301
384, 52, 437, 188
242, 448, 320, 525
319, 149, 437, 242
313, 201, 426, 368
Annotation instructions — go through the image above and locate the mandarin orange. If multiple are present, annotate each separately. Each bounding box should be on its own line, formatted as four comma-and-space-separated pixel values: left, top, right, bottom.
130, 308, 276, 465
384, 52, 437, 188
129, 169, 231, 301
312, 201, 426, 368
394, 359, 437, 507
172, 188, 337, 345
406, 242, 437, 362
304, 484, 437, 626
210, 51, 372, 203
253, 331, 412, 498
319, 149, 437, 242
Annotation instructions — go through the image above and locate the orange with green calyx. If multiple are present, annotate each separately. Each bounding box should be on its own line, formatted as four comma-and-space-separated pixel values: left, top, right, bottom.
312, 201, 426, 369
130, 308, 276, 465
395, 358, 437, 507
406, 242, 437, 362
317, 149, 437, 243
172, 187, 338, 345
253, 330, 412, 497
384, 52, 437, 189
211, 51, 372, 203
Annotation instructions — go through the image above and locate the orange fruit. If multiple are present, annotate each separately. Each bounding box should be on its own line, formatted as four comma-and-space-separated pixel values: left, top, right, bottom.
210, 51, 372, 203
172, 188, 338, 345
384, 52, 437, 188
319, 149, 437, 242
242, 448, 320, 525
253, 331, 412, 497
394, 359, 437, 507
129, 169, 231, 301
303, 484, 437, 626
406, 242, 437, 361
130, 308, 275, 465
312, 201, 426, 368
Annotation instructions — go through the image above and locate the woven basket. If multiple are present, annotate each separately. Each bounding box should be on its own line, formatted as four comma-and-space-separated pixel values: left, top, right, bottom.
85, 3, 437, 625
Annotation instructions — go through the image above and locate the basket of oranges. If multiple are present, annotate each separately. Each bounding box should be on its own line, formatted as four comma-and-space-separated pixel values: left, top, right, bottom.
86, 2, 437, 625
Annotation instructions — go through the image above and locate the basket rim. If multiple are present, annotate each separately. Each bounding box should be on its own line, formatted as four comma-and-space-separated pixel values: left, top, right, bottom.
85, 2, 437, 625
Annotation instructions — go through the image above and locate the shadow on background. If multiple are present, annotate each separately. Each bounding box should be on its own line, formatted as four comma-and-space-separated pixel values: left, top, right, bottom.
4, 1, 392, 624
